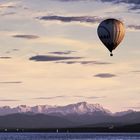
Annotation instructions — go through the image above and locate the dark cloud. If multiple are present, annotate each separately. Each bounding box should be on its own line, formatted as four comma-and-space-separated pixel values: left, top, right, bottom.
39, 15, 102, 23
56, 0, 86, 1
0, 81, 22, 84
55, 0, 96, 2
99, 0, 140, 10
128, 25, 140, 30
56, 60, 111, 65
49, 50, 76, 55
130, 5, 140, 10
54, 0, 140, 10
0, 56, 11, 59
0, 99, 20, 102
12, 35, 39, 39
94, 73, 116, 78
29, 55, 82, 62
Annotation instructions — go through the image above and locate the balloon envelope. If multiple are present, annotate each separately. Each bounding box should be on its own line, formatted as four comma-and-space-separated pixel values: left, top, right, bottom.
97, 19, 125, 56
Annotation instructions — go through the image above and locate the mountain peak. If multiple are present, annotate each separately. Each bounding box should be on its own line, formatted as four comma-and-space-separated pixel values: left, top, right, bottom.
56, 101, 112, 115
76, 101, 87, 105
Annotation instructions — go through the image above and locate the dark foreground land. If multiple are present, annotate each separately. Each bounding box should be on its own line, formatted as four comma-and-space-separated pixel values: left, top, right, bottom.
0, 113, 140, 133
0, 124, 140, 133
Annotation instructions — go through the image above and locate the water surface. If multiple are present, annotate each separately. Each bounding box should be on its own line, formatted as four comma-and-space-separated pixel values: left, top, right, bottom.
0, 133, 140, 140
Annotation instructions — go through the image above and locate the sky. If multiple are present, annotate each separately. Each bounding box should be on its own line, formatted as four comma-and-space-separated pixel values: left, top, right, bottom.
0, 0, 140, 112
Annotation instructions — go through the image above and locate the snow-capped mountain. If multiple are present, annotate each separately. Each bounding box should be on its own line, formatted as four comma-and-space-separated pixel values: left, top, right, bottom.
0, 102, 111, 116
0, 102, 134, 116
49, 102, 112, 115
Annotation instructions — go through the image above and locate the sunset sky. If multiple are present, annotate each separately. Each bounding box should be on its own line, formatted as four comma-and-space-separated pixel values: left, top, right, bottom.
0, 0, 140, 112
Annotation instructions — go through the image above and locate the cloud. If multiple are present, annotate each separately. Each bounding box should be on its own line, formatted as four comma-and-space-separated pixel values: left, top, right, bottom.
39, 15, 140, 31
0, 12, 15, 16
94, 73, 116, 78
128, 25, 140, 30
80, 61, 111, 65
34, 96, 67, 100
86, 96, 106, 99
39, 15, 102, 24
99, 0, 140, 10
0, 5, 15, 8
0, 99, 20, 102
56, 60, 111, 65
34, 95, 106, 100
54, 0, 138, 11
29, 55, 82, 62
0, 2, 16, 9
131, 70, 140, 73
56, 0, 85, 1
12, 35, 39, 39
55, 0, 94, 2
0, 81, 22, 84
5, 49, 19, 54
0, 56, 11, 59
74, 95, 106, 99
12, 49, 19, 51
49, 50, 76, 55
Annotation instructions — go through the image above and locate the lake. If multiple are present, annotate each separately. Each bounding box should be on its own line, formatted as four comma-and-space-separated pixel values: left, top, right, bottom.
0, 133, 140, 140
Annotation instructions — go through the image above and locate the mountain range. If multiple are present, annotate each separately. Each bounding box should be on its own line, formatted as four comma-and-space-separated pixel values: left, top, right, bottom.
0, 102, 139, 129
0, 102, 134, 116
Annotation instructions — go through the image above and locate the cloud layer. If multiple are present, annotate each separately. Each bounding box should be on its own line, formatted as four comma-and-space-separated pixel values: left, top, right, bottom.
128, 25, 140, 30
29, 55, 82, 62
0, 81, 22, 84
0, 99, 19, 102
39, 15, 102, 23
131, 70, 140, 73
57, 0, 140, 10
99, 0, 140, 10
94, 73, 116, 78
56, 60, 111, 65
34, 95, 106, 100
49, 51, 75, 55
13, 35, 39, 39
39, 15, 140, 31
0, 57, 11, 59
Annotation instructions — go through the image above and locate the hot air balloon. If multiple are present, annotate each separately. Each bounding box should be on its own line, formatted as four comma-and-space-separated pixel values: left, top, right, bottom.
97, 18, 125, 56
